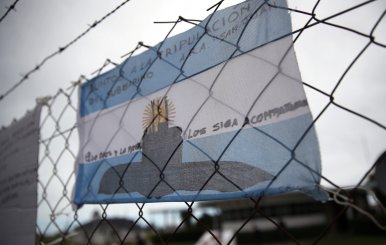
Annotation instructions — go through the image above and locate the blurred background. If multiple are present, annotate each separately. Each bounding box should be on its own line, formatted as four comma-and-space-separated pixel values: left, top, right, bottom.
0, 0, 385, 244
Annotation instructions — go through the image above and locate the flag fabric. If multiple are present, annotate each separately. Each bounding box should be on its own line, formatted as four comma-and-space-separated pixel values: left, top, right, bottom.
74, 0, 325, 205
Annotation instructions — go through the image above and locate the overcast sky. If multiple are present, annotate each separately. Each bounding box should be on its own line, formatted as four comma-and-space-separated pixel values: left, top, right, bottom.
1, 0, 386, 232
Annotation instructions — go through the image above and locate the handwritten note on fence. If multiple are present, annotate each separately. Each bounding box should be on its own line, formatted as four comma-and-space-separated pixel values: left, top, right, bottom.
0, 105, 41, 245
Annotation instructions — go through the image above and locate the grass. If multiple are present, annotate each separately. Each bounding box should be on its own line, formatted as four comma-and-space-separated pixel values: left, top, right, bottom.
309, 235, 386, 245
161, 234, 386, 245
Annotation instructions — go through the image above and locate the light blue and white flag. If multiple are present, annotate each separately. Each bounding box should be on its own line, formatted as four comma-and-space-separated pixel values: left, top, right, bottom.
74, 0, 325, 205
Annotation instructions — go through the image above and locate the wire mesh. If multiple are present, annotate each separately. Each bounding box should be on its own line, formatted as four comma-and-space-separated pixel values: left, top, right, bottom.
1, 0, 385, 244
0, 0, 132, 102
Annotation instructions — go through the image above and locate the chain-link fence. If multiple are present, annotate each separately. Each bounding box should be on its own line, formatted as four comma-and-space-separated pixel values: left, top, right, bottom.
1, 0, 386, 244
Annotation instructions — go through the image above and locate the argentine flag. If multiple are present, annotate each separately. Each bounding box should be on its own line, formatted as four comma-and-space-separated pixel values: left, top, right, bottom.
73, 0, 325, 205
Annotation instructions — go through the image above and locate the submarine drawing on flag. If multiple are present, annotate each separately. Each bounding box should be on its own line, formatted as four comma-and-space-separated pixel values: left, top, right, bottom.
99, 96, 273, 198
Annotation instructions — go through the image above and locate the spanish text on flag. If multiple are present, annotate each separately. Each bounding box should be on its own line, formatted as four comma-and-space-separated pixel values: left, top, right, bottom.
73, 0, 325, 205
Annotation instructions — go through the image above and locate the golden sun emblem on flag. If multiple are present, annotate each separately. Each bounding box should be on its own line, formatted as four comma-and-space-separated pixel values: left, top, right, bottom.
142, 96, 176, 133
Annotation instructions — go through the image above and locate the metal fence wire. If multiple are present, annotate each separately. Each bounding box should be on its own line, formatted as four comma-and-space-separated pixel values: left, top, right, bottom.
3, 0, 386, 244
